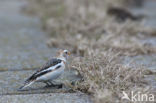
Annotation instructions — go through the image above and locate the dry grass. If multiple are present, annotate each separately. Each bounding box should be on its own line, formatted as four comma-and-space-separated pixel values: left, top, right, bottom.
25, 0, 156, 55
26, 0, 155, 102
69, 51, 152, 103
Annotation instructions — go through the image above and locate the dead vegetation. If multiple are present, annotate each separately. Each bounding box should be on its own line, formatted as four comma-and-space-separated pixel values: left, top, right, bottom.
25, 0, 156, 56
70, 51, 153, 103
107, 7, 144, 22
26, 0, 156, 102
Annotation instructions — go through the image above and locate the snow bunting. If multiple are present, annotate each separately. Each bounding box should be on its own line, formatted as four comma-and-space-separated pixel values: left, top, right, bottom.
19, 49, 70, 90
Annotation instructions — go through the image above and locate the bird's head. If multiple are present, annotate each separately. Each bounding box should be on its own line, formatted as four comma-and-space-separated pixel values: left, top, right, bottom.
57, 49, 70, 62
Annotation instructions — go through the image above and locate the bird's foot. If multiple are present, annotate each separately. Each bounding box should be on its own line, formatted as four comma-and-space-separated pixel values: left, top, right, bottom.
54, 83, 63, 89
44, 81, 63, 89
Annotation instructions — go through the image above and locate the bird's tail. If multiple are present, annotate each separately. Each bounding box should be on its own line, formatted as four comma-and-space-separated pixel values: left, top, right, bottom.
18, 81, 35, 90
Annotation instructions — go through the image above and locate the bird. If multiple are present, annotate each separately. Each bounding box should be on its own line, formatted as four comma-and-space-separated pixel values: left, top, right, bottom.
19, 49, 70, 90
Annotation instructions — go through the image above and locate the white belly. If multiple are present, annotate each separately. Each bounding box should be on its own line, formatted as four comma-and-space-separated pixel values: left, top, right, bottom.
36, 65, 65, 82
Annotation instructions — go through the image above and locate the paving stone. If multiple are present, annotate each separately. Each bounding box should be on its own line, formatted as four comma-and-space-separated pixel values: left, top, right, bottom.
130, 0, 156, 28
123, 54, 156, 70
0, 93, 92, 103
0, 0, 57, 70
0, 70, 81, 95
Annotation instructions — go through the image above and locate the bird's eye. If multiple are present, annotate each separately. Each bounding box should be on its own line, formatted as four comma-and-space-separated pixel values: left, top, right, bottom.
65, 51, 68, 54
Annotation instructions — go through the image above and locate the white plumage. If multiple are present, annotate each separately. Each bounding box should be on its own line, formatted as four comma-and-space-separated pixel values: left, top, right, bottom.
36, 62, 65, 82
19, 50, 70, 90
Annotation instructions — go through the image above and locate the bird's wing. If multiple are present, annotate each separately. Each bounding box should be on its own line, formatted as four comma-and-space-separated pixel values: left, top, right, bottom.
38, 58, 62, 72
25, 58, 62, 82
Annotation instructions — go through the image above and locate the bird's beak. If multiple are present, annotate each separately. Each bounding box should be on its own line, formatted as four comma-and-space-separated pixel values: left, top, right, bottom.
68, 52, 71, 55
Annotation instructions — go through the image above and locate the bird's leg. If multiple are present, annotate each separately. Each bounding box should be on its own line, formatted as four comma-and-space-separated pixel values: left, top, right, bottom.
47, 81, 55, 87
44, 81, 51, 87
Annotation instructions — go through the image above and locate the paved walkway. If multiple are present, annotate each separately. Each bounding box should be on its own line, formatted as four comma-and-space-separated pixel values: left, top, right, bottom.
0, 0, 91, 103
129, 0, 156, 89
0, 0, 156, 102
